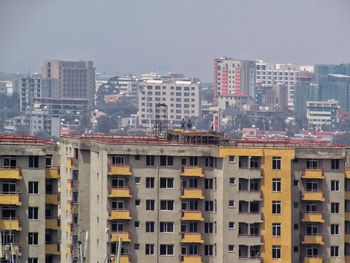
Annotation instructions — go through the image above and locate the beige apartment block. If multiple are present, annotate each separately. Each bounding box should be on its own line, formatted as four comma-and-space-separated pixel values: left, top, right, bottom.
0, 135, 60, 263
59, 130, 350, 263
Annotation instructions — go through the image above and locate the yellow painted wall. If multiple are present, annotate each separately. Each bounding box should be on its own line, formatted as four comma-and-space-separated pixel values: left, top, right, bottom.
261, 149, 294, 263
219, 147, 295, 263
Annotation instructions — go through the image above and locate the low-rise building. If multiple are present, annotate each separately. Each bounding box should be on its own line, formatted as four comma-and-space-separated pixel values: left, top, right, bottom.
307, 100, 340, 129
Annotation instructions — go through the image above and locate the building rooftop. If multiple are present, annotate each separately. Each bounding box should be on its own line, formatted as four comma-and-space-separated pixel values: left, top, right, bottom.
0, 134, 56, 145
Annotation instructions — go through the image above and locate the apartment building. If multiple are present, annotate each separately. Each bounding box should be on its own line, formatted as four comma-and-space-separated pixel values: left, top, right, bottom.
0, 135, 60, 262
256, 60, 300, 104
306, 100, 340, 129
138, 75, 201, 127
213, 58, 256, 109
59, 129, 350, 263
42, 60, 96, 109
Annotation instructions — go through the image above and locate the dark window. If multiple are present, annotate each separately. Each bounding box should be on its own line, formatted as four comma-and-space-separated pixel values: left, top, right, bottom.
146, 221, 155, 232
272, 246, 281, 259
28, 232, 38, 245
146, 156, 155, 166
160, 200, 174, 210
145, 244, 154, 255
29, 207, 38, 220
146, 177, 155, 188
160, 244, 174, 255
29, 182, 39, 194
205, 179, 214, 190
272, 157, 281, 170
272, 201, 281, 214
331, 159, 340, 170
146, 200, 155, 211
29, 156, 39, 168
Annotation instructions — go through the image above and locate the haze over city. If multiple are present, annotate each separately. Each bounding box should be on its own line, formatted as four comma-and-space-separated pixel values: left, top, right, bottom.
1, 0, 350, 80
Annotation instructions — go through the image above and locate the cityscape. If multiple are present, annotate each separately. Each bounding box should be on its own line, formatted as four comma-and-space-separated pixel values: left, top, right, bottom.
0, 0, 350, 263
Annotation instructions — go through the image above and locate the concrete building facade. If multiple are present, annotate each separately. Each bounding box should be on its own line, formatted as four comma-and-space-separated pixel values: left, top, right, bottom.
306, 100, 340, 129
0, 135, 60, 262
42, 60, 96, 109
59, 130, 350, 263
214, 58, 256, 106
138, 75, 201, 127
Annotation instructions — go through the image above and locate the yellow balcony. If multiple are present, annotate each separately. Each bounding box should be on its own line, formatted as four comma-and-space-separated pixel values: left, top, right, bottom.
0, 219, 21, 231
46, 218, 60, 230
108, 188, 131, 198
304, 257, 323, 263
0, 168, 21, 180
66, 158, 73, 169
181, 188, 204, 199
302, 192, 324, 202
181, 211, 204, 221
45, 167, 60, 179
67, 180, 73, 192
302, 169, 324, 179
0, 193, 21, 206
181, 233, 204, 244
302, 235, 324, 245
108, 210, 131, 220
66, 202, 72, 212
111, 232, 130, 242
345, 234, 350, 243
182, 255, 202, 263
108, 165, 132, 176
46, 193, 60, 205
181, 166, 204, 177
302, 213, 324, 223
46, 244, 60, 255
346, 171, 350, 179
112, 255, 130, 263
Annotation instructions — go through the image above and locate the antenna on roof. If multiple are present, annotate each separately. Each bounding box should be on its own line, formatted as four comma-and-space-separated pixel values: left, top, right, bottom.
154, 103, 168, 139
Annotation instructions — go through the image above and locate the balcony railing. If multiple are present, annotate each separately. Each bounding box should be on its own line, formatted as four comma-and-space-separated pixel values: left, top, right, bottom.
108, 165, 132, 176
181, 232, 204, 244
0, 167, 21, 180
180, 166, 204, 177
302, 169, 324, 179
181, 188, 204, 199
181, 211, 204, 221
0, 192, 21, 206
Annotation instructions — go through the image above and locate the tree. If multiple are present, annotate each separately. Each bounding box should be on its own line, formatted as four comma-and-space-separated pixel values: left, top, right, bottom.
96, 115, 114, 134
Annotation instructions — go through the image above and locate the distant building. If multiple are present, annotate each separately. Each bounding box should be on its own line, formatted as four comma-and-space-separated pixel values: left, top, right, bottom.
255, 83, 288, 111
109, 75, 140, 104
42, 59, 96, 109
318, 73, 350, 112
256, 60, 302, 104
306, 100, 339, 129
294, 83, 319, 116
0, 80, 13, 95
138, 74, 201, 127
214, 58, 256, 103
28, 107, 60, 137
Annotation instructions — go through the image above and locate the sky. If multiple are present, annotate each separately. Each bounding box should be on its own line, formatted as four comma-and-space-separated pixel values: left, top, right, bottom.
0, 0, 350, 81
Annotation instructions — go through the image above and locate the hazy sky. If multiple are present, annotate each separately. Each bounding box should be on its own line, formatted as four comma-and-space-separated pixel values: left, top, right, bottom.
0, 0, 349, 81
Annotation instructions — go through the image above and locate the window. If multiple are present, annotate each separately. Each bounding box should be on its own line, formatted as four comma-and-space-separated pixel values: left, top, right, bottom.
28, 258, 38, 263
28, 156, 39, 168
160, 222, 174, 233
205, 200, 214, 212
306, 159, 319, 169
135, 177, 141, 184
228, 222, 235, 229
205, 222, 213, 233
229, 177, 235, 185
272, 223, 281, 237
45, 155, 52, 167
146, 156, 155, 166
272, 178, 281, 192
112, 156, 124, 165
331, 180, 339, 192
29, 182, 39, 194
28, 207, 38, 220
3, 156, 16, 168
331, 246, 339, 257
228, 245, 235, 253
331, 159, 340, 170
331, 202, 340, 214
272, 201, 281, 214
160, 200, 174, 211
205, 157, 214, 167
294, 224, 299, 230
160, 244, 174, 255
205, 245, 213, 255
272, 157, 281, 170
205, 179, 214, 190
160, 178, 174, 188
160, 156, 174, 166
134, 243, 140, 250
146, 221, 154, 233
228, 200, 235, 208
134, 221, 140, 228
229, 156, 235, 163
135, 199, 141, 206
28, 232, 38, 245
135, 155, 140, 160
272, 245, 281, 259
331, 224, 339, 235
145, 244, 154, 255
146, 177, 155, 188
111, 222, 124, 232
146, 200, 155, 211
